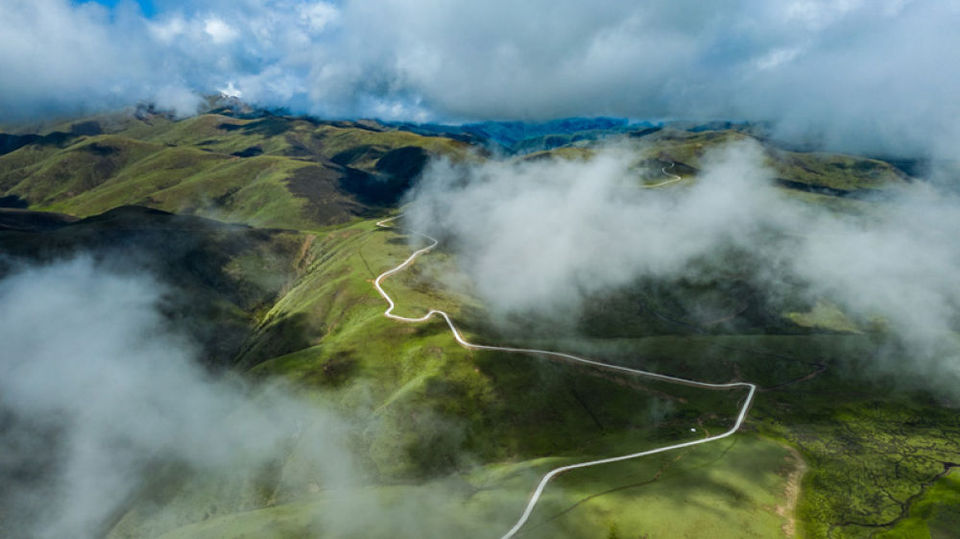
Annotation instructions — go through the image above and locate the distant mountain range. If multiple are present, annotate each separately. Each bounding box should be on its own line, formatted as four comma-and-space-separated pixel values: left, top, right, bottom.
386, 117, 764, 154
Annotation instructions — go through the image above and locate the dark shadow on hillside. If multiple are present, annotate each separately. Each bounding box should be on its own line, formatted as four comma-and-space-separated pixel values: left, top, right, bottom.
218, 116, 293, 137
0, 206, 303, 371
0, 121, 102, 157
231, 145, 263, 158
330, 144, 379, 166
0, 208, 77, 232
629, 126, 663, 138
234, 312, 315, 370
0, 195, 28, 209
82, 142, 119, 157
336, 146, 429, 207
285, 164, 375, 220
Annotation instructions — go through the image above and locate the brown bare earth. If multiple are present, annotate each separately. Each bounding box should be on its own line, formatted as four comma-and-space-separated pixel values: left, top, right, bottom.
777, 444, 808, 537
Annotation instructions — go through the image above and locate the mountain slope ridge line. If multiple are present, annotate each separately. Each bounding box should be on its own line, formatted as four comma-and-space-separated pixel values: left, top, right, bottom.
373, 214, 757, 539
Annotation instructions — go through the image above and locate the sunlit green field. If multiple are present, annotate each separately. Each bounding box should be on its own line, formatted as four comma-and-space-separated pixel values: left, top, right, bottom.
147, 434, 795, 539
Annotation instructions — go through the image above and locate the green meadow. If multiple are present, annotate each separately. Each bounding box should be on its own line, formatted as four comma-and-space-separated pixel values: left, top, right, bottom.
2, 111, 958, 538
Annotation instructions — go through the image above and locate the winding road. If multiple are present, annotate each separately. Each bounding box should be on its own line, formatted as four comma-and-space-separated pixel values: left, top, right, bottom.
373, 163, 756, 538
643, 161, 683, 188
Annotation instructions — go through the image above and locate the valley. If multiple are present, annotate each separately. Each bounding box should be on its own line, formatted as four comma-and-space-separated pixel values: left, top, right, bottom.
1, 108, 959, 538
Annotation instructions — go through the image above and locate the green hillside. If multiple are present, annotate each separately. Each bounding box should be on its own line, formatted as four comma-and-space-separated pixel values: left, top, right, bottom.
1, 110, 957, 538
0, 111, 469, 231
524, 127, 910, 202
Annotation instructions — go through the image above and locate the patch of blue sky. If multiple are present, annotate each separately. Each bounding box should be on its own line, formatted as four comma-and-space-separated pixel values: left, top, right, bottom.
73, 0, 156, 17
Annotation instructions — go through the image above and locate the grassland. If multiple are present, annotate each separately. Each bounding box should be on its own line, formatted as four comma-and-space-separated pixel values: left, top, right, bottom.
525, 128, 909, 199
1, 111, 911, 237
3, 111, 956, 538
0, 112, 469, 231
8, 203, 951, 539
132, 434, 796, 539
279, 220, 960, 538
79, 216, 800, 538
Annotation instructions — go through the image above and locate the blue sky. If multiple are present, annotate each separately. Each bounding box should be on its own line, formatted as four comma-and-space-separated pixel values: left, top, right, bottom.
76, 0, 156, 17
5, 0, 960, 157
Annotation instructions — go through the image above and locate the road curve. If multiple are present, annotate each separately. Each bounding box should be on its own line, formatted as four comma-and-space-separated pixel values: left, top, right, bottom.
373, 216, 756, 539
643, 161, 683, 188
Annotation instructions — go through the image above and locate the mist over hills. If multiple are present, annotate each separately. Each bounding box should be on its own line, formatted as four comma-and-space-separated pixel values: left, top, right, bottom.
0, 104, 918, 222
0, 100, 959, 538
3, 1, 960, 537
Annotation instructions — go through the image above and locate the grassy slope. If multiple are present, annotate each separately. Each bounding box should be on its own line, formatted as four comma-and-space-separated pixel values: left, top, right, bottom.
0, 113, 469, 231
501, 333, 960, 538
645, 129, 910, 193
528, 128, 910, 197
248, 222, 739, 463
4, 113, 955, 537
106, 218, 796, 538
250, 211, 960, 538
98, 189, 956, 537
8, 200, 948, 538
148, 435, 794, 539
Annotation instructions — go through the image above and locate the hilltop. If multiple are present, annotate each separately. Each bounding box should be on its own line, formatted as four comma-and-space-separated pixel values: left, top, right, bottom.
0, 106, 918, 233
0, 107, 470, 231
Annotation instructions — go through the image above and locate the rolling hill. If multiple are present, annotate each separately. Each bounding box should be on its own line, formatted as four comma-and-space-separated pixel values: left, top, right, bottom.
0, 109, 470, 231
1, 107, 957, 539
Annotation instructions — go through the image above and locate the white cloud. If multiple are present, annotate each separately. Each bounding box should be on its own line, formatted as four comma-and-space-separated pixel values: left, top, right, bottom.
0, 258, 356, 537
153, 83, 203, 117
300, 1, 340, 33
0, 257, 521, 538
203, 16, 237, 44
148, 15, 186, 42
0, 0, 958, 158
407, 142, 960, 394
218, 80, 242, 98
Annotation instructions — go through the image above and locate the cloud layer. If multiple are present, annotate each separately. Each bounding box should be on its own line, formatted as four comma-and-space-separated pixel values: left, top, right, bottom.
407, 141, 960, 394
0, 256, 531, 538
0, 257, 359, 537
1, 1, 959, 156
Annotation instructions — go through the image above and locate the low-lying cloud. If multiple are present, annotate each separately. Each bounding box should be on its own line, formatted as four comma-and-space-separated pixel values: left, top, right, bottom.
0, 258, 356, 537
407, 142, 787, 317
0, 256, 525, 538
407, 141, 960, 393
2, 1, 959, 158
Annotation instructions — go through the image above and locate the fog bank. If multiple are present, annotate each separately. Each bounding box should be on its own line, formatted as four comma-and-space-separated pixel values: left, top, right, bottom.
407, 141, 960, 394
0, 257, 358, 538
